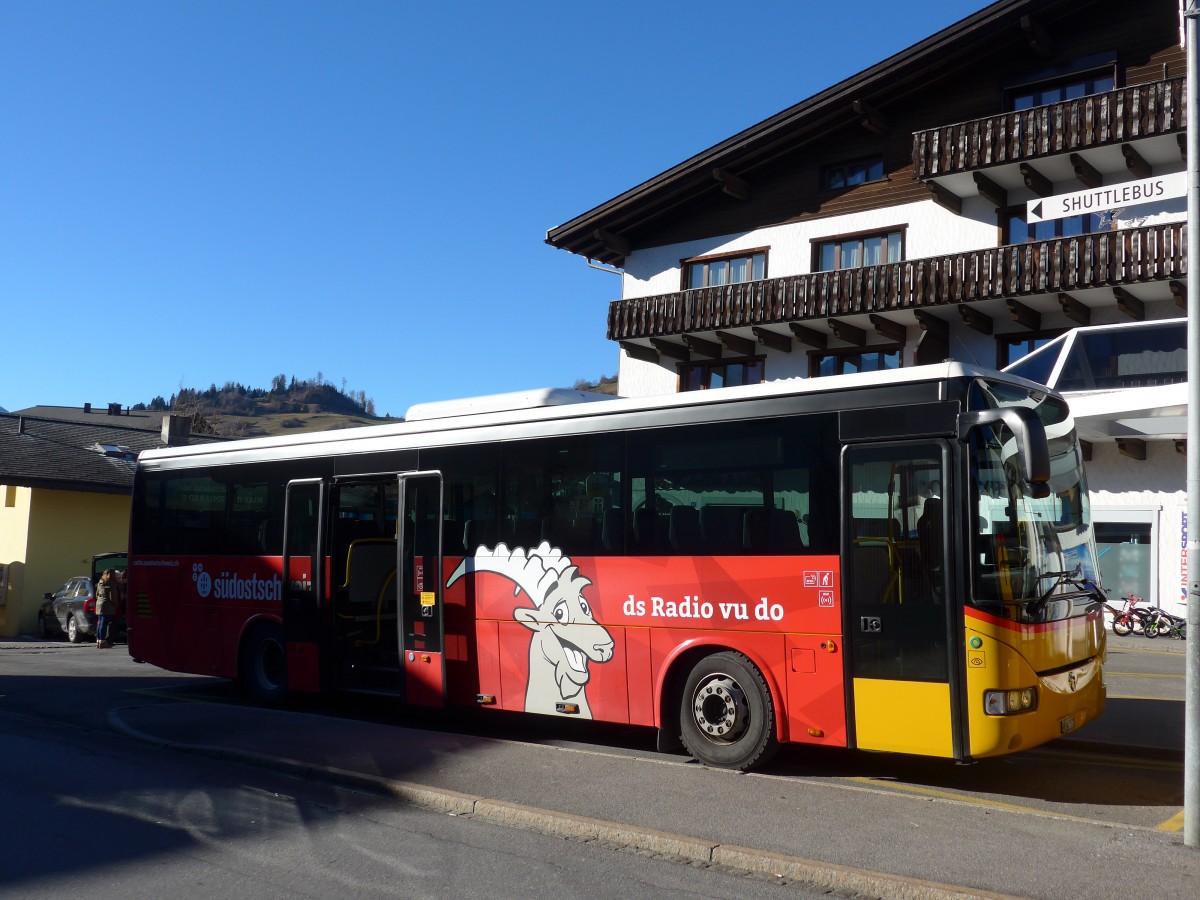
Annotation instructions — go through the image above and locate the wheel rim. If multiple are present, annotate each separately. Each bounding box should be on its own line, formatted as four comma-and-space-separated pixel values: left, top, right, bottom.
690, 672, 750, 744
257, 639, 286, 691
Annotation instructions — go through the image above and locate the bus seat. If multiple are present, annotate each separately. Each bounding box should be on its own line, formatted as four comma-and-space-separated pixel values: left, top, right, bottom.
700, 505, 744, 553
632, 507, 661, 553
342, 540, 397, 606
259, 519, 284, 555
669, 505, 702, 553
463, 519, 498, 552
743, 508, 804, 554
602, 508, 624, 553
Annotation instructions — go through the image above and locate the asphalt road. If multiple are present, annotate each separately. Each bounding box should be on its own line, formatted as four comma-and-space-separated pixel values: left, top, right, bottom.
1, 634, 1195, 900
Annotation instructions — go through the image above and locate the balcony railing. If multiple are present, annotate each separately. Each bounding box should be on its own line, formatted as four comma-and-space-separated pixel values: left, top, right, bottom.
607, 223, 1186, 341
912, 78, 1185, 180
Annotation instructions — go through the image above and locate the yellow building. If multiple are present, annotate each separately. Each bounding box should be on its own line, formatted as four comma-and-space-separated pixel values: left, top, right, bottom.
0, 406, 207, 637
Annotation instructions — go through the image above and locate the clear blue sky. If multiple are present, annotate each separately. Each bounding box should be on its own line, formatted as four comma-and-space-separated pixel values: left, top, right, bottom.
1, 0, 986, 419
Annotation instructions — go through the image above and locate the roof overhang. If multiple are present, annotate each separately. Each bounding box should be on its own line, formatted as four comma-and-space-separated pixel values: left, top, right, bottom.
1065, 382, 1188, 442
544, 0, 1091, 266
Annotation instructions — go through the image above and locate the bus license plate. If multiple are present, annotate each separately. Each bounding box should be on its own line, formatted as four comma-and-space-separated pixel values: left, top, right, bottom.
1059, 715, 1076, 734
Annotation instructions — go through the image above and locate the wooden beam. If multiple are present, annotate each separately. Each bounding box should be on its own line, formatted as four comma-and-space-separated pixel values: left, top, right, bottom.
928, 181, 962, 215
1171, 280, 1187, 310
752, 327, 792, 353
1080, 440, 1092, 463
827, 318, 867, 346
649, 338, 689, 362
620, 341, 658, 364
1019, 163, 1053, 198
714, 330, 755, 356
788, 323, 827, 349
682, 334, 723, 358
593, 228, 630, 258
1121, 144, 1152, 180
1020, 15, 1053, 59
1069, 153, 1102, 190
1006, 299, 1041, 330
869, 314, 907, 345
1112, 286, 1145, 321
914, 309, 949, 339
958, 305, 993, 335
1117, 438, 1147, 461
1058, 292, 1091, 326
712, 167, 751, 201
851, 99, 890, 136
972, 171, 1007, 208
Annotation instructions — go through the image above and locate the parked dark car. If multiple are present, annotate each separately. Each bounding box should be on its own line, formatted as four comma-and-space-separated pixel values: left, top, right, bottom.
37, 552, 129, 643
37, 576, 97, 642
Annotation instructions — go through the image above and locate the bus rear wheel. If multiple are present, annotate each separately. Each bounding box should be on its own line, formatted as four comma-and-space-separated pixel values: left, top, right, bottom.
678, 651, 778, 771
240, 624, 288, 703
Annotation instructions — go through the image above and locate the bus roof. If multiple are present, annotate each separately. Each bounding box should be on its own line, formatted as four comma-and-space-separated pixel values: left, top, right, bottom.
136, 361, 1050, 467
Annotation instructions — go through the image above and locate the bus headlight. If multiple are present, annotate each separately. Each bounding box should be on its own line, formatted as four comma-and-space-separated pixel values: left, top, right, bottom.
984, 687, 1037, 715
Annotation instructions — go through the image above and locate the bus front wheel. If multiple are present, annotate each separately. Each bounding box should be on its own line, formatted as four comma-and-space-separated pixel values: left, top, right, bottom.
240, 624, 288, 703
678, 651, 778, 771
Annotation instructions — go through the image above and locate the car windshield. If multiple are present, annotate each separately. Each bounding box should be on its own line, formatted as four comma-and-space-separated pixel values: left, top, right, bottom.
968, 379, 1099, 622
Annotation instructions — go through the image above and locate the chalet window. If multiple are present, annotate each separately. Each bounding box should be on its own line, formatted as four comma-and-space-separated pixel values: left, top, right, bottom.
683, 249, 767, 290
680, 356, 764, 392
1002, 207, 1103, 243
1009, 71, 1115, 111
810, 346, 901, 378
813, 228, 903, 272
997, 330, 1067, 369
821, 155, 885, 190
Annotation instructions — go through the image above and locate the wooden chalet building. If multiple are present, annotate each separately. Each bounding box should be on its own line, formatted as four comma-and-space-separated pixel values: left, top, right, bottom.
546, 0, 1189, 613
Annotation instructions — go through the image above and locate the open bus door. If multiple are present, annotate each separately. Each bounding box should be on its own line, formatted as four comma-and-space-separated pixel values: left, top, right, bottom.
843, 443, 961, 758
397, 471, 447, 707
282, 478, 328, 693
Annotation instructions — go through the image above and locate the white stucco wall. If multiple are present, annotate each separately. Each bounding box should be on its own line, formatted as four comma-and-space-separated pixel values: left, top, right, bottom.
1085, 441, 1186, 616
620, 199, 999, 300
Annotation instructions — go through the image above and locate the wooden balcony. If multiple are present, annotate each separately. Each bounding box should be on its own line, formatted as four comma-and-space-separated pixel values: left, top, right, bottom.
913, 78, 1185, 180
607, 223, 1186, 342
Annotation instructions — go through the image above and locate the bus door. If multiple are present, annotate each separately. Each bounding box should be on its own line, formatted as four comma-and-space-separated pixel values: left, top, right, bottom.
329, 475, 403, 692
844, 443, 959, 758
397, 471, 447, 707
282, 478, 328, 693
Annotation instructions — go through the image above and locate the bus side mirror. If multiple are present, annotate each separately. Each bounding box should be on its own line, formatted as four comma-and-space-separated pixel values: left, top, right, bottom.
958, 407, 1051, 494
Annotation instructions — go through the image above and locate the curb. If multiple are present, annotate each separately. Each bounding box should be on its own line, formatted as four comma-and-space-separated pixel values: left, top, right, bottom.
108, 706, 1020, 900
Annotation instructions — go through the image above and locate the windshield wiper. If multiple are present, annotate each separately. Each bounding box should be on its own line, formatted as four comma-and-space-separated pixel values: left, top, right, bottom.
1029, 566, 1103, 617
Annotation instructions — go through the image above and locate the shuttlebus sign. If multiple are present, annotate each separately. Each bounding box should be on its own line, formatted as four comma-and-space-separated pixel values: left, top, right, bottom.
1026, 171, 1186, 224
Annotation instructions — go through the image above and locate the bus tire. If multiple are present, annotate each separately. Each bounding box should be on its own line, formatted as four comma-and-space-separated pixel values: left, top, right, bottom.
240, 624, 288, 703
678, 651, 778, 771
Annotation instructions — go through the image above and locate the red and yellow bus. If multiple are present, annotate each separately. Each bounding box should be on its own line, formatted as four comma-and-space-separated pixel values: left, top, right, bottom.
127, 362, 1105, 770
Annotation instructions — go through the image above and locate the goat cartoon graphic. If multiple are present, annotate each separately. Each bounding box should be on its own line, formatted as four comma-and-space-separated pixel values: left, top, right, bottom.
447, 541, 615, 718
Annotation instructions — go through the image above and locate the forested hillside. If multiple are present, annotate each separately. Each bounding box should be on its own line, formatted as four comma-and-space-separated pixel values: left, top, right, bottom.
130, 372, 617, 438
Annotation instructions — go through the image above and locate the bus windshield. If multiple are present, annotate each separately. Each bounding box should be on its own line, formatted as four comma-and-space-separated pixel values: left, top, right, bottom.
968, 379, 1099, 621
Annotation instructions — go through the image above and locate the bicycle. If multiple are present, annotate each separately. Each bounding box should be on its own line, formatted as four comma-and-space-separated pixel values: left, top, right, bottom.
1143, 607, 1187, 640
1108, 593, 1147, 636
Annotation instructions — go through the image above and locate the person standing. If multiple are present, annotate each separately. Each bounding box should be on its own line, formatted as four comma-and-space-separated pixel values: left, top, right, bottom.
95, 569, 117, 649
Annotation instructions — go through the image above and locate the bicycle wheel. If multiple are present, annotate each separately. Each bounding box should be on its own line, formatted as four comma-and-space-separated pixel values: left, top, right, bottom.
1129, 610, 1147, 634
1112, 614, 1132, 636
1144, 616, 1161, 639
